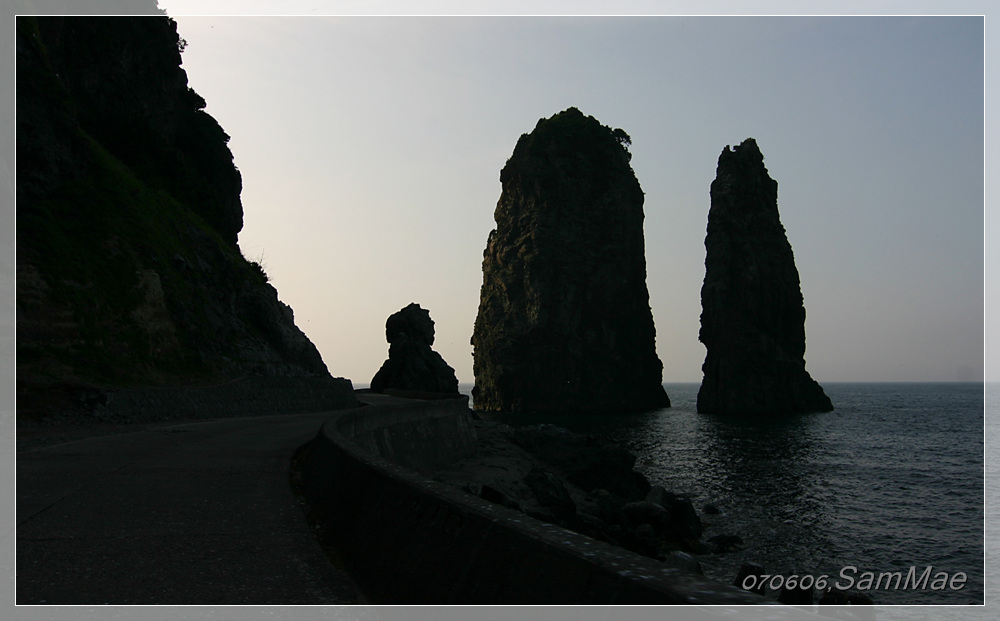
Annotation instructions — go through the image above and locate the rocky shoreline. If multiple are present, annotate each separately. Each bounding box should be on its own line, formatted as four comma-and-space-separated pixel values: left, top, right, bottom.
431, 418, 874, 609
430, 419, 738, 578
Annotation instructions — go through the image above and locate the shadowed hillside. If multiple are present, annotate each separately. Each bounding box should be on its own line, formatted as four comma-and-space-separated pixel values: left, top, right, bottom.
16, 16, 349, 419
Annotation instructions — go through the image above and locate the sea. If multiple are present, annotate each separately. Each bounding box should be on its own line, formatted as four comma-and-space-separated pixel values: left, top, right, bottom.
460, 382, 988, 606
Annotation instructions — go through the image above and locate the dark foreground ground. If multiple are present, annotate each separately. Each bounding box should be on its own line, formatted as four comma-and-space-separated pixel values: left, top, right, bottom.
16, 411, 364, 605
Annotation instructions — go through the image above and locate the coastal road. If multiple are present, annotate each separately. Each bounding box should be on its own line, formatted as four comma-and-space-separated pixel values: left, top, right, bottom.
16, 411, 363, 605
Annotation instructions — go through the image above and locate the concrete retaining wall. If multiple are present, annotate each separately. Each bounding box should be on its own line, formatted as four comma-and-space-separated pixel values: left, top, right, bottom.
97, 375, 357, 423
303, 394, 772, 605
335, 394, 477, 474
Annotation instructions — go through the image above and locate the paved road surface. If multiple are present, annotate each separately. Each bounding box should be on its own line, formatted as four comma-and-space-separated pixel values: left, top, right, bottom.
16, 411, 363, 605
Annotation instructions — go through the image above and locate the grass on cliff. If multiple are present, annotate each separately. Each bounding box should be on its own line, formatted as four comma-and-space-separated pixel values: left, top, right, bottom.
18, 132, 267, 387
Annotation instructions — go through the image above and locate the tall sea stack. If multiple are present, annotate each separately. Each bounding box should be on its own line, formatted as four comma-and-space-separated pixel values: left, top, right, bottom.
698, 138, 832, 415
472, 108, 670, 413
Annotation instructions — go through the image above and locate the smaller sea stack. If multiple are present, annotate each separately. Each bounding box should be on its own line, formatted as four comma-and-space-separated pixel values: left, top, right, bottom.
698, 138, 832, 415
370, 303, 459, 394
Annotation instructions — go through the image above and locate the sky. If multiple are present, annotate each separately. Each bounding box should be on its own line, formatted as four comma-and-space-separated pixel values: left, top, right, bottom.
1, 1, 989, 391
148, 5, 987, 387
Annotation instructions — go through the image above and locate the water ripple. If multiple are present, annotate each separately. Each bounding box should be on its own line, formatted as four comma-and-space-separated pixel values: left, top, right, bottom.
548, 382, 985, 605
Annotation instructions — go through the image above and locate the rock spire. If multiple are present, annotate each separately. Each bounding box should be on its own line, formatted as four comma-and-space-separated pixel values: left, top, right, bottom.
471, 108, 670, 413
698, 138, 832, 414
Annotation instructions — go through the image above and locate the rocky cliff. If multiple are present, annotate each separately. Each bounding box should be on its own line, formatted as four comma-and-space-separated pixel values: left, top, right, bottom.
471, 108, 670, 413
16, 16, 349, 419
697, 139, 832, 415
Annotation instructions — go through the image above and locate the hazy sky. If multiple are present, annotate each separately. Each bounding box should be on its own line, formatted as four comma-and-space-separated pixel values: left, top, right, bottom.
152, 6, 987, 386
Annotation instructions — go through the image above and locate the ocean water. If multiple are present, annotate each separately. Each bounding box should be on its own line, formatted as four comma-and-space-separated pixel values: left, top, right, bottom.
464, 382, 986, 606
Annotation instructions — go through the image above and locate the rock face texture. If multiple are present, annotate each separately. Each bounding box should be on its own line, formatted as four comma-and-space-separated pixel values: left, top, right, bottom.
370, 303, 459, 394
697, 138, 832, 415
471, 108, 669, 413
16, 16, 351, 418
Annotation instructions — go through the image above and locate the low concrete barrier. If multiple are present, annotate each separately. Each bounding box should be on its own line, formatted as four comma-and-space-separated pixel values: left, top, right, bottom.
333, 394, 477, 474
97, 376, 357, 423
303, 394, 770, 605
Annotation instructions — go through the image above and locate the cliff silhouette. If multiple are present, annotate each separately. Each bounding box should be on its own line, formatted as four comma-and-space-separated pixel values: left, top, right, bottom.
16, 17, 344, 418
698, 139, 832, 414
472, 108, 670, 413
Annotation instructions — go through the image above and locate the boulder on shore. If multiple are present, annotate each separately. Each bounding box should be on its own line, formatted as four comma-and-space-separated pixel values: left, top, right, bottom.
433, 421, 728, 565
